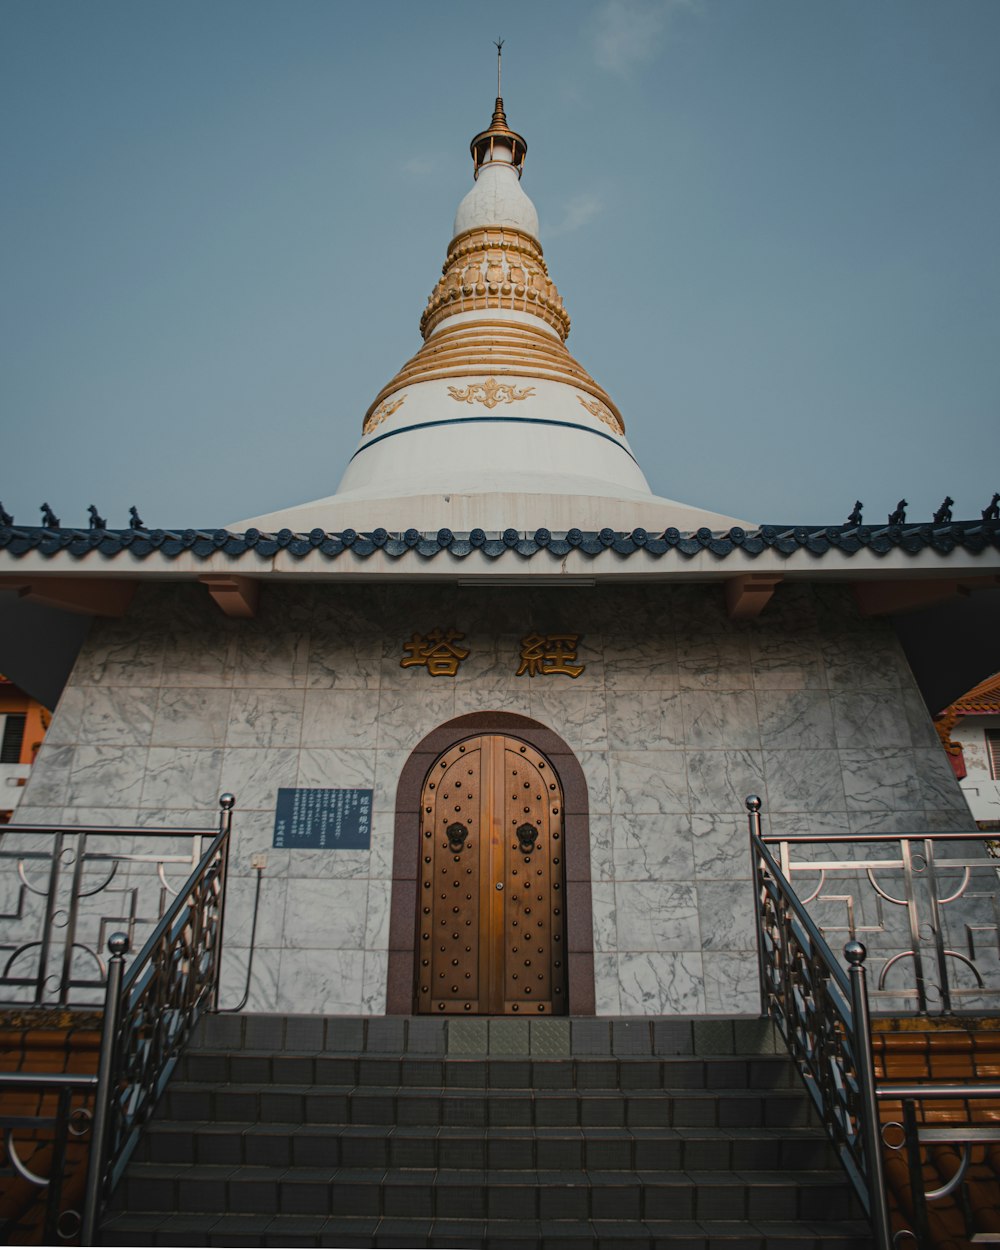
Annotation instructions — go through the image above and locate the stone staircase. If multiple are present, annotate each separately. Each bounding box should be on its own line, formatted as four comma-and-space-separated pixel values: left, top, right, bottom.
101, 1014, 871, 1248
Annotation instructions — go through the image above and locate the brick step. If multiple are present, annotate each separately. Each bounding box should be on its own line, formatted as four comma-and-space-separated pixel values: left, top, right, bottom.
108, 1162, 863, 1224
158, 1083, 818, 1130
176, 1051, 798, 1091
99, 1211, 874, 1249
133, 1123, 839, 1172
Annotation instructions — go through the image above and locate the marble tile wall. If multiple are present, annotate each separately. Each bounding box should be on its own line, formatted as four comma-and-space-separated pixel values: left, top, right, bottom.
19, 578, 973, 1016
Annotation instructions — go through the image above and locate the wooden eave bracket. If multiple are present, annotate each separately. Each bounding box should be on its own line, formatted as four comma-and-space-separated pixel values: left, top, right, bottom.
853, 575, 1000, 617
200, 574, 259, 618
0, 576, 136, 617
726, 573, 783, 620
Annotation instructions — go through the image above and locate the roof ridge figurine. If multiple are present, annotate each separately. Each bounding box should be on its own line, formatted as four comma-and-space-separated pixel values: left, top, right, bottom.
933, 497, 954, 524
887, 499, 907, 525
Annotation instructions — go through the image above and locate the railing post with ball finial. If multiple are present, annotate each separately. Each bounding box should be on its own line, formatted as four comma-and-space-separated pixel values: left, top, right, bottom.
844, 940, 892, 1250
81, 931, 129, 1245
212, 793, 236, 1012
745, 795, 769, 1016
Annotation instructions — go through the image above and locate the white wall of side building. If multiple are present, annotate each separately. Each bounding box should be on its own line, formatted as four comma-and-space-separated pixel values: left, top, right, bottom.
956, 715, 1000, 825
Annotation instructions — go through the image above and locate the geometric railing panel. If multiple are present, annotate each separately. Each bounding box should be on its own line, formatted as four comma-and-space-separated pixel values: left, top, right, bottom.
763, 829, 1000, 1016
0, 819, 222, 1008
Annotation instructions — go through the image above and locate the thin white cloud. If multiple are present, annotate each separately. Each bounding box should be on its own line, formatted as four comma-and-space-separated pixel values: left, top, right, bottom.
403, 156, 439, 177
590, 0, 692, 76
547, 193, 605, 238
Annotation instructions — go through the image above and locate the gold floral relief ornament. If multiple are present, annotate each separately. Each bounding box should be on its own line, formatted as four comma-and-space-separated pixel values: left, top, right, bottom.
577, 394, 624, 435
363, 394, 406, 436
447, 377, 535, 410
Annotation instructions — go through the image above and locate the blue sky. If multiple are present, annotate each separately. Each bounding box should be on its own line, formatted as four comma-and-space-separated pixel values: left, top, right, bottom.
2, 0, 998, 529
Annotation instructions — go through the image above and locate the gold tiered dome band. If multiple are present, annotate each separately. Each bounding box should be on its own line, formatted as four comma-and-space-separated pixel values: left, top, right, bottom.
363, 318, 624, 436
363, 225, 625, 436
420, 227, 569, 340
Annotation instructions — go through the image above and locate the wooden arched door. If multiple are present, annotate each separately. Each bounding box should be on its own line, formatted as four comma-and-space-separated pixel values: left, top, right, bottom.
415, 734, 567, 1015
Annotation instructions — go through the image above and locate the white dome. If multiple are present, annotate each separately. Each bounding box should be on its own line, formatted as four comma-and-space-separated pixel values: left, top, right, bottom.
454, 161, 539, 240
336, 374, 652, 503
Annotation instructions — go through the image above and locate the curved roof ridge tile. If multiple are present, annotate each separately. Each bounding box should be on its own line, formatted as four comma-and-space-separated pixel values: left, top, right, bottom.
0, 520, 996, 563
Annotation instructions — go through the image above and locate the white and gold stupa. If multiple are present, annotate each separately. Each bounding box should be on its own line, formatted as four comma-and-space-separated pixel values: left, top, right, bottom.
237, 90, 746, 534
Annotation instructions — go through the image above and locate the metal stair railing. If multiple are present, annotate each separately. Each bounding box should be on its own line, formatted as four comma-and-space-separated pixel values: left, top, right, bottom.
0, 1070, 99, 1244
747, 795, 1000, 1249
0, 794, 234, 1245
880, 1085, 1000, 1246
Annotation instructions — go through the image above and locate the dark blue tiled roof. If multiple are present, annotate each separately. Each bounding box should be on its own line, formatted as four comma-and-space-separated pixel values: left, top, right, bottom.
0, 520, 997, 562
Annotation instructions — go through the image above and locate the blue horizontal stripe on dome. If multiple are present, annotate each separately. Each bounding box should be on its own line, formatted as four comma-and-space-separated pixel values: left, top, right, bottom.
350, 415, 638, 464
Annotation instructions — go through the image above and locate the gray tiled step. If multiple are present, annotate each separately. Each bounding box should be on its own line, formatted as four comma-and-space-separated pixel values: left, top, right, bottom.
191, 1015, 784, 1061
134, 1122, 838, 1174
158, 1083, 818, 1130
104, 1015, 871, 1248
176, 1051, 798, 1091
99, 1211, 874, 1249
110, 1162, 862, 1224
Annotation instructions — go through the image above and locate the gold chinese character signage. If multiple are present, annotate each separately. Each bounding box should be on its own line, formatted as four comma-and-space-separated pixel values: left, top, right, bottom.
516, 633, 585, 678
399, 630, 585, 678
400, 629, 470, 677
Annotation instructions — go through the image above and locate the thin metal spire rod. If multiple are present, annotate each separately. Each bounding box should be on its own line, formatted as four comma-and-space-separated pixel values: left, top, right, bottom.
494, 37, 504, 96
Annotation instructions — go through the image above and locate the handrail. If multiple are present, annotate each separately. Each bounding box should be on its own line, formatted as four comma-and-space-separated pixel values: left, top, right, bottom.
761, 830, 990, 844
878, 1082, 1000, 1100
4, 822, 221, 836
748, 795, 1000, 1248
0, 1071, 98, 1091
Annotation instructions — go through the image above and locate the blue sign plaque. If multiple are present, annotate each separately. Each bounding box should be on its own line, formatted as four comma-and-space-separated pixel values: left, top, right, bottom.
273, 788, 373, 850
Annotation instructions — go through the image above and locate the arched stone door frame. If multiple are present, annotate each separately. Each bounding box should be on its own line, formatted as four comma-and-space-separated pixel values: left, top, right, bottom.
386, 711, 595, 1015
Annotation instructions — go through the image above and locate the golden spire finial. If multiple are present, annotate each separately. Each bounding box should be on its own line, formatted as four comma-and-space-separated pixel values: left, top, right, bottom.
470, 40, 526, 178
